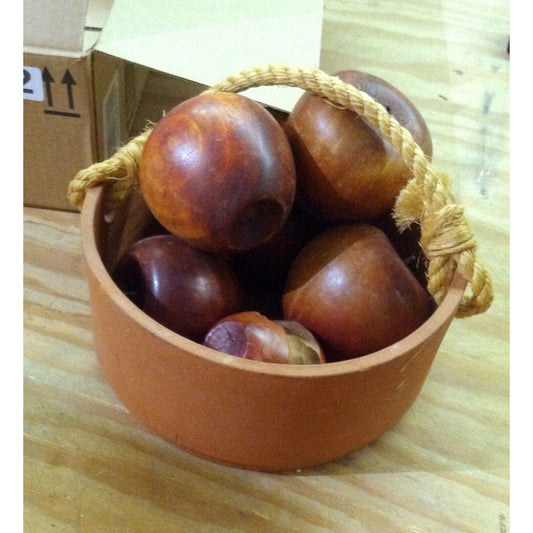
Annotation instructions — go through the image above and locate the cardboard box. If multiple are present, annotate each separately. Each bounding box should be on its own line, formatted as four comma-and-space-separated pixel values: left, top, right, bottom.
24, 0, 324, 211
24, 0, 148, 211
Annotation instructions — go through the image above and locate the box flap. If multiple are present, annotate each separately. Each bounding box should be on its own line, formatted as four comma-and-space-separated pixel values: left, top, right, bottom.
95, 0, 324, 111
85, 0, 115, 29
24, 0, 115, 55
24, 0, 89, 52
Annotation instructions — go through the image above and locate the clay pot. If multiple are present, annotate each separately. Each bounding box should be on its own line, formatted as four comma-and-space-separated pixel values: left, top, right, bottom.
81, 184, 466, 472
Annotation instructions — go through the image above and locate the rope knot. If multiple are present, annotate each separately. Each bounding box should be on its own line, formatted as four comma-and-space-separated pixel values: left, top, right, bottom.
421, 203, 477, 261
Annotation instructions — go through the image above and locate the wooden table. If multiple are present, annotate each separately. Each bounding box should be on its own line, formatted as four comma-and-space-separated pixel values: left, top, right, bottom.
24, 1, 509, 531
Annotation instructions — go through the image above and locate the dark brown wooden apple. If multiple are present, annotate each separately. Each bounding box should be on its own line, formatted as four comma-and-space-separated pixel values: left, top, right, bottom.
111, 234, 242, 342
284, 70, 433, 221
282, 224, 432, 360
139, 92, 296, 253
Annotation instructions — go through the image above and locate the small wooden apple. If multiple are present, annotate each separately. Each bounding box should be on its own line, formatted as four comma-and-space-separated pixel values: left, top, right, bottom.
111, 234, 242, 342
284, 70, 433, 221
203, 311, 325, 364
283, 224, 432, 360
139, 92, 296, 253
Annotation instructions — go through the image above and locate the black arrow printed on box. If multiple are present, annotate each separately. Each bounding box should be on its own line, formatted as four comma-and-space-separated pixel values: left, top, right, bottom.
62, 69, 76, 110
42, 67, 54, 107
42, 67, 81, 118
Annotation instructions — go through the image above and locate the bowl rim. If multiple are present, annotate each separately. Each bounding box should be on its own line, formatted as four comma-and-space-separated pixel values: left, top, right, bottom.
81, 185, 467, 379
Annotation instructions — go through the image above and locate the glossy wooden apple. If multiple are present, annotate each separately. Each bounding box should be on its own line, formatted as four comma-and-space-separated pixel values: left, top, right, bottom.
139, 92, 296, 253
111, 234, 242, 342
283, 224, 432, 360
203, 311, 325, 364
284, 70, 433, 221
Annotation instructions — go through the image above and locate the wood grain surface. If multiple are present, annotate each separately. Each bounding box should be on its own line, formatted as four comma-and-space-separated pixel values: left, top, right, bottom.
24, 1, 509, 531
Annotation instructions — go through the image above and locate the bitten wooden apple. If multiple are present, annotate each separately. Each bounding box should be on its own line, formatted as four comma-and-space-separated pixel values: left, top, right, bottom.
284, 70, 433, 221
203, 311, 325, 364
282, 224, 432, 360
111, 234, 242, 342
139, 92, 296, 253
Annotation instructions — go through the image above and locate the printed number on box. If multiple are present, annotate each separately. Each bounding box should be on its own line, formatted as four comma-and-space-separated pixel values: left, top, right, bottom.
23, 67, 44, 102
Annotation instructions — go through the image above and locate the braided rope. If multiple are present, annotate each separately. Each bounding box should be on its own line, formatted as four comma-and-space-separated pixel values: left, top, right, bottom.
67, 64, 493, 317
68, 127, 152, 212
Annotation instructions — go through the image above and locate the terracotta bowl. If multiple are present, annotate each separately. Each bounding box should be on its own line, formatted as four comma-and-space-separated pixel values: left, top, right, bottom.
81, 184, 466, 472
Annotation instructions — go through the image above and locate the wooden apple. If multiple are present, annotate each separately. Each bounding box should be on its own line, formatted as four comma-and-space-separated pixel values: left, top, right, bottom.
139, 92, 296, 253
203, 311, 325, 364
284, 70, 433, 221
282, 224, 432, 360
111, 234, 242, 342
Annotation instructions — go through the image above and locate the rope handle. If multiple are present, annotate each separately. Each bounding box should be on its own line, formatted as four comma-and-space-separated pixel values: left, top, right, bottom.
68, 64, 493, 317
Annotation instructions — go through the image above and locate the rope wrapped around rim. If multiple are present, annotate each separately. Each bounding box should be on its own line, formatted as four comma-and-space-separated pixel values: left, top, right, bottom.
67, 64, 494, 318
